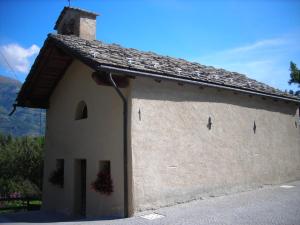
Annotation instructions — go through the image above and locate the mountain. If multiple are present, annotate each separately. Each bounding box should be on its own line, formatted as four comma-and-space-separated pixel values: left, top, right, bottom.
0, 75, 45, 136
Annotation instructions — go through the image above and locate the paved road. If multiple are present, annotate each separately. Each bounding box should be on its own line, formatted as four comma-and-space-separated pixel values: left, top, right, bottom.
1, 181, 300, 225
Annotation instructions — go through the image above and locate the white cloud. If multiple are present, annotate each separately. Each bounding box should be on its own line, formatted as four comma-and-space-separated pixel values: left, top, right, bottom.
0, 43, 40, 74
194, 34, 300, 91
225, 38, 287, 54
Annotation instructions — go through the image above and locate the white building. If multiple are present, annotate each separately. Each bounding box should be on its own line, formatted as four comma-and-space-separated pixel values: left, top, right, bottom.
16, 7, 300, 218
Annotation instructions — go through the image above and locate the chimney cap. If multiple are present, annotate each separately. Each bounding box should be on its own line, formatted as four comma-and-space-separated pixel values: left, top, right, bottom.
54, 6, 99, 30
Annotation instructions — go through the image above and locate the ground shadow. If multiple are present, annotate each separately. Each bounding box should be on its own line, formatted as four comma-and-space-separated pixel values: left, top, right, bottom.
0, 210, 124, 223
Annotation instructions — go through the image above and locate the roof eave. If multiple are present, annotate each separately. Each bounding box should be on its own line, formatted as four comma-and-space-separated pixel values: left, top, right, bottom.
16, 36, 73, 108
97, 64, 300, 104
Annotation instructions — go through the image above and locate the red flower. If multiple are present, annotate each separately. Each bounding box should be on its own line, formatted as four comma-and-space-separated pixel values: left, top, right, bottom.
91, 170, 113, 195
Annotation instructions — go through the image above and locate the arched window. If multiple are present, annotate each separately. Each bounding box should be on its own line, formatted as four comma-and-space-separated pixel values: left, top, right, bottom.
75, 101, 88, 120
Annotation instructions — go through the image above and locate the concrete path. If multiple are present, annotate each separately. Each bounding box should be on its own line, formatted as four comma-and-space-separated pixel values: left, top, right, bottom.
1, 181, 300, 225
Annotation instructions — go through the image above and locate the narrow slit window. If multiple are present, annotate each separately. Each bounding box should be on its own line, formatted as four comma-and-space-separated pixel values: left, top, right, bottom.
75, 101, 88, 120
56, 159, 64, 188
57, 159, 64, 170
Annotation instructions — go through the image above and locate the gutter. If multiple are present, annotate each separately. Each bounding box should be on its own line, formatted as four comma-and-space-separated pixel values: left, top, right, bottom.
99, 65, 300, 104
107, 73, 129, 218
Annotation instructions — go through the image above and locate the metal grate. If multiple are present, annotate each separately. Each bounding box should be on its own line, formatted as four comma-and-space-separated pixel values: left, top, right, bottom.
280, 185, 295, 189
140, 213, 165, 220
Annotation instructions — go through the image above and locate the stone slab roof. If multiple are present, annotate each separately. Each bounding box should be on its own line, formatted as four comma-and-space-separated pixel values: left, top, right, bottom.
49, 34, 299, 101
15, 33, 300, 108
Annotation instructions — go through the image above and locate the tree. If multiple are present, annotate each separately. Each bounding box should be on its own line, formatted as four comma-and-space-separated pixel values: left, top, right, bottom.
0, 133, 44, 197
289, 61, 300, 87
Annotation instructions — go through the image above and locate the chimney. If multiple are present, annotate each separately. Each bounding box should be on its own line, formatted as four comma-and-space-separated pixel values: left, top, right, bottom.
54, 7, 99, 40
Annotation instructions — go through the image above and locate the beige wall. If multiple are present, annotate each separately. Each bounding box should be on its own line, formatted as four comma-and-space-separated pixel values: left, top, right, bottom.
42, 60, 126, 218
130, 77, 300, 213
42, 62, 300, 217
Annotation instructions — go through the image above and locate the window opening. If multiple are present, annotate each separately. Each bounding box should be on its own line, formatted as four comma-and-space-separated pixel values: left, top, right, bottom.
75, 101, 88, 120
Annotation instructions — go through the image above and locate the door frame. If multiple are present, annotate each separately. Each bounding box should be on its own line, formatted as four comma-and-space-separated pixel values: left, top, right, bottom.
74, 159, 86, 217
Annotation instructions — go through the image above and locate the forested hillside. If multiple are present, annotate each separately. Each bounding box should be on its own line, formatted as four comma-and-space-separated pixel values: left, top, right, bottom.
0, 75, 45, 136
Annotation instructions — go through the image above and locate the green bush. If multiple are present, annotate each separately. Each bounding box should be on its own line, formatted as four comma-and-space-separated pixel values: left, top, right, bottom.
0, 133, 44, 198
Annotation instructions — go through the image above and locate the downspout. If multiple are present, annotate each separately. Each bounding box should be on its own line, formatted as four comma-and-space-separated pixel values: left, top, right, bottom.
108, 73, 129, 218
8, 103, 17, 116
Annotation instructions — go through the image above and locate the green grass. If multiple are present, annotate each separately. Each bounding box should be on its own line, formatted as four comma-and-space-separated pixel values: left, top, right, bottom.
0, 200, 42, 213
29, 200, 42, 205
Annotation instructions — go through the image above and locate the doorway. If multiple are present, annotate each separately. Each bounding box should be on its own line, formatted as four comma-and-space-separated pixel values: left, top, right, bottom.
74, 159, 86, 217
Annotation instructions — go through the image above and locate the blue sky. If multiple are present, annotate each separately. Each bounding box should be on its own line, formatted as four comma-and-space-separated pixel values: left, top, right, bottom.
0, 0, 299, 91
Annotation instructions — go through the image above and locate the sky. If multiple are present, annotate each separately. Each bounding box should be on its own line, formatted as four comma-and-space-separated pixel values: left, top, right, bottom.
0, 0, 299, 91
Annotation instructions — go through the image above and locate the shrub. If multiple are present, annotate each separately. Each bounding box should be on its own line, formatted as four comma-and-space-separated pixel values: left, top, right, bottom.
0, 133, 44, 197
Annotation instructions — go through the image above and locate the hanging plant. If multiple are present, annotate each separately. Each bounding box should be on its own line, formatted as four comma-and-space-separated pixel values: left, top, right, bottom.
49, 167, 64, 187
91, 169, 113, 195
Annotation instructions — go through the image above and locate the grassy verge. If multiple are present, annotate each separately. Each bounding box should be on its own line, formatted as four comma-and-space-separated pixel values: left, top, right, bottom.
0, 200, 42, 213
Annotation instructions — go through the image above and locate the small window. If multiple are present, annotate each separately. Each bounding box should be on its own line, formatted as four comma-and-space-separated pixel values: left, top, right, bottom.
49, 159, 64, 188
91, 161, 113, 195
99, 160, 110, 174
75, 101, 88, 120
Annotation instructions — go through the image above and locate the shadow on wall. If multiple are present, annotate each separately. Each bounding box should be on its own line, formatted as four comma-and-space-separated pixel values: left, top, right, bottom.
133, 80, 298, 116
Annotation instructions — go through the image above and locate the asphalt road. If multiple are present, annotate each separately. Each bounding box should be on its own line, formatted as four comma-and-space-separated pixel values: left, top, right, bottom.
1, 181, 300, 225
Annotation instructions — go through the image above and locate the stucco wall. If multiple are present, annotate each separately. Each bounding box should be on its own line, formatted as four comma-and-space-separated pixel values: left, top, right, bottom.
79, 17, 96, 40
42, 60, 126, 218
130, 77, 300, 213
